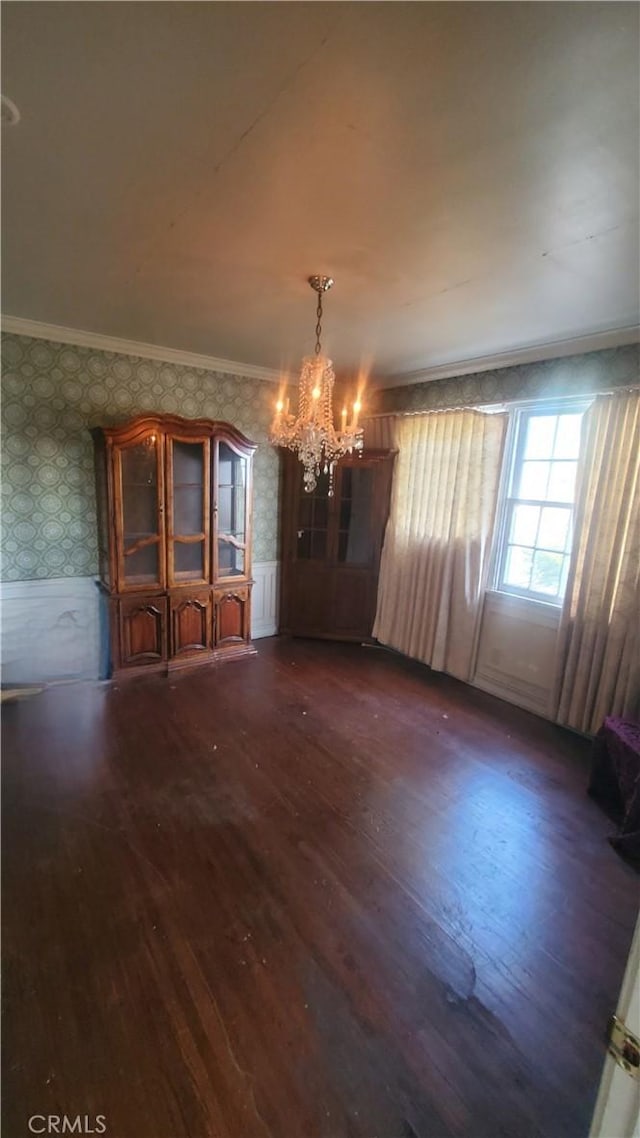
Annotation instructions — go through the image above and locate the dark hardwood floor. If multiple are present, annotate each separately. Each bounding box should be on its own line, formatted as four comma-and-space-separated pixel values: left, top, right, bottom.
2, 637, 637, 1138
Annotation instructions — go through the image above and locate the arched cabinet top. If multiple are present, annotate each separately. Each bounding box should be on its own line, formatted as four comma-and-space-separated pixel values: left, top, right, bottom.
91, 414, 256, 453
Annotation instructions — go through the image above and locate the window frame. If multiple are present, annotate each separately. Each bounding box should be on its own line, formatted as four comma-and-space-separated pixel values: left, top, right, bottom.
492, 399, 591, 605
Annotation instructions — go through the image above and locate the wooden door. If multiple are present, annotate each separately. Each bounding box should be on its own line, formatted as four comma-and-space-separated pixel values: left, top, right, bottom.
118, 595, 167, 669
170, 590, 212, 659
165, 434, 210, 587
214, 586, 250, 647
329, 459, 389, 638
113, 431, 166, 592
213, 436, 252, 584
589, 912, 640, 1138
280, 464, 333, 636
280, 451, 395, 640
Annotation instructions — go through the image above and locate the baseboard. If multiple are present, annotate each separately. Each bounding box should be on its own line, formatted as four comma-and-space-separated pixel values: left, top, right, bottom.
472, 673, 551, 719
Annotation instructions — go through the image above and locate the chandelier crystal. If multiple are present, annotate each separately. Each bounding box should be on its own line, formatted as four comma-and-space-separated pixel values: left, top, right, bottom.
269, 276, 363, 494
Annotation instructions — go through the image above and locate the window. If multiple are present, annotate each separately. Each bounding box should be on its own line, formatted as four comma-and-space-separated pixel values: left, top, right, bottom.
495, 403, 588, 603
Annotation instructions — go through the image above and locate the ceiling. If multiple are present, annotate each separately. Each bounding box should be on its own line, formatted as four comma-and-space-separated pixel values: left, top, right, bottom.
2, 2, 638, 385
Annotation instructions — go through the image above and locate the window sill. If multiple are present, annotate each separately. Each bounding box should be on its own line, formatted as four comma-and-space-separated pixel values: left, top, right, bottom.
488, 588, 562, 609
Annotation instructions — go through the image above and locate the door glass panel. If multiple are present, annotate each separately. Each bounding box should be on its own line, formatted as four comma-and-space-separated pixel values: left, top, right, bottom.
337, 467, 374, 564
296, 468, 329, 561
313, 496, 329, 529
217, 443, 247, 577
120, 439, 161, 586
123, 541, 159, 585
171, 440, 205, 582
218, 486, 233, 533
174, 486, 204, 534
298, 496, 313, 529
174, 541, 205, 579
173, 440, 203, 485
172, 441, 204, 535
218, 538, 245, 577
298, 530, 312, 559
311, 530, 327, 560
121, 442, 158, 534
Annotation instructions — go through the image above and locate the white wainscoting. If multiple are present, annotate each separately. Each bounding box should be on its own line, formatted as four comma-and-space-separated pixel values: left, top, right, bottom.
250, 560, 279, 640
0, 576, 101, 684
472, 590, 561, 718
0, 561, 280, 684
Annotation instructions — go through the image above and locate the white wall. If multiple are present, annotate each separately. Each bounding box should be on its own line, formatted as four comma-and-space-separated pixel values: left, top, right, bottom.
0, 561, 279, 684
472, 590, 560, 717
1, 576, 101, 684
249, 560, 279, 641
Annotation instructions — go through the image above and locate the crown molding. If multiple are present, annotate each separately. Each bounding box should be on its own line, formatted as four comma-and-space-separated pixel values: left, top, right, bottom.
3, 314, 638, 390
380, 325, 640, 389
0, 314, 283, 384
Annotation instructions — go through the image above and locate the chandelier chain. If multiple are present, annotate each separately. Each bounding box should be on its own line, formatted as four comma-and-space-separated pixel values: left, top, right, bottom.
315, 293, 323, 356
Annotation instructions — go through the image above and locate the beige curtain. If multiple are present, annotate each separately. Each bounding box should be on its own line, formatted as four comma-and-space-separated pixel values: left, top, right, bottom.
362, 414, 399, 450
551, 390, 640, 734
373, 409, 507, 681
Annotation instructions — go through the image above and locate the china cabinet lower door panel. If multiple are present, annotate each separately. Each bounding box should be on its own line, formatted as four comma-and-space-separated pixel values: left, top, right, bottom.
285, 563, 333, 638
214, 587, 256, 659
329, 570, 377, 640
169, 590, 212, 665
116, 595, 168, 674
107, 586, 255, 678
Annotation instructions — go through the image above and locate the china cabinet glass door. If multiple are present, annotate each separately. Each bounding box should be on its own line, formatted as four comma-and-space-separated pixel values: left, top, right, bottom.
280, 450, 395, 641
294, 467, 330, 561
167, 436, 210, 586
216, 441, 248, 578
116, 434, 165, 589
335, 465, 375, 565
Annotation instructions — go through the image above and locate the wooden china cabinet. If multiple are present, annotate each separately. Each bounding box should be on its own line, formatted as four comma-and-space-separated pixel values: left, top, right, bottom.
279, 448, 396, 641
91, 414, 257, 678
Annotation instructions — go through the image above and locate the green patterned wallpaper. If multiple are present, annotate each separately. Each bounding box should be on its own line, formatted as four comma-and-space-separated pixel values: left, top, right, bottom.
374, 344, 639, 414
1, 333, 283, 581
3, 333, 637, 583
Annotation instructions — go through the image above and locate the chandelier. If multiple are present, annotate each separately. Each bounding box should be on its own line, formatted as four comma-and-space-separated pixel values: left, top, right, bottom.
269, 275, 363, 494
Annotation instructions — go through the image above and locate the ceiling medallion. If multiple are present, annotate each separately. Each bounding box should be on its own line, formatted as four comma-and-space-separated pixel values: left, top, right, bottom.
270, 276, 364, 495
